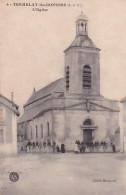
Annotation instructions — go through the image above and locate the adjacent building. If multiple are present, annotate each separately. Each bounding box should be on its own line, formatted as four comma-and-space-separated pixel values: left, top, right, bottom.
0, 93, 19, 154
120, 97, 126, 152
18, 13, 120, 152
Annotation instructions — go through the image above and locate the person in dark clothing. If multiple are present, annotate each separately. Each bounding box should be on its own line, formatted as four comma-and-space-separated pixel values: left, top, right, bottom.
32, 141, 35, 149
61, 143, 65, 153
52, 141, 56, 153
77, 140, 80, 145
56, 145, 60, 153
81, 142, 86, 153
75, 140, 78, 144
36, 141, 39, 146
112, 143, 116, 153
26, 140, 31, 147
43, 141, 46, 148
26, 140, 31, 151
47, 141, 51, 147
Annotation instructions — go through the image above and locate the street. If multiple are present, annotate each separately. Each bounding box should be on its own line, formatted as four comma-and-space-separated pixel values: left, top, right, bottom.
0, 153, 126, 195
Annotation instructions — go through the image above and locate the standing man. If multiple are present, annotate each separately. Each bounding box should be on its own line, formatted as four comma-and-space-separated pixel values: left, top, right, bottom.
52, 141, 56, 153
61, 143, 65, 153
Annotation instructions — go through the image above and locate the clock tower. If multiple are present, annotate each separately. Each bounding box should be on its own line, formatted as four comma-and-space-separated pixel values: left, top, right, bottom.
64, 12, 101, 97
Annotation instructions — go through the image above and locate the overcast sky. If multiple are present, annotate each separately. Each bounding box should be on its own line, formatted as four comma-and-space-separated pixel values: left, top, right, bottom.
0, 0, 126, 113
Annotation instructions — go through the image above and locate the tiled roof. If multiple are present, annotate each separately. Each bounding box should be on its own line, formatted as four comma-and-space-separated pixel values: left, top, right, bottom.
24, 78, 64, 107
120, 96, 126, 103
64, 35, 100, 52
70, 35, 96, 47
17, 106, 44, 123
18, 78, 64, 123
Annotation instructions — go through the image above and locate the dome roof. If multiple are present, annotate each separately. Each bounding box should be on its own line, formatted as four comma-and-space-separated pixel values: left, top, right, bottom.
70, 36, 96, 48
64, 35, 100, 52
76, 12, 88, 22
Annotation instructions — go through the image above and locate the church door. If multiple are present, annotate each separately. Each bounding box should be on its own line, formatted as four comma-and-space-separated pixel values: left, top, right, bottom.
83, 129, 92, 143
81, 119, 96, 143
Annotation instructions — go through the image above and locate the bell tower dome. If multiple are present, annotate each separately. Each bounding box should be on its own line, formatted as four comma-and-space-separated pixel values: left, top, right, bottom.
76, 12, 88, 36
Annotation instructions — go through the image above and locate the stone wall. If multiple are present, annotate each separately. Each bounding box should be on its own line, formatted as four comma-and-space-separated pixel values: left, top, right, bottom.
53, 109, 119, 151
27, 111, 53, 142
65, 48, 100, 96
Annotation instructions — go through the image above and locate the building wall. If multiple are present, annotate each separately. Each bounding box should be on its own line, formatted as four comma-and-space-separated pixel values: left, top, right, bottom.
53, 110, 65, 143
0, 104, 18, 154
27, 111, 53, 143
53, 109, 119, 151
123, 103, 126, 135
5, 106, 12, 143
120, 102, 126, 152
65, 48, 100, 96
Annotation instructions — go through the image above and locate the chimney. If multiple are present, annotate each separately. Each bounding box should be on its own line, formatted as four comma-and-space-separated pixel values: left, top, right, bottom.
33, 87, 36, 93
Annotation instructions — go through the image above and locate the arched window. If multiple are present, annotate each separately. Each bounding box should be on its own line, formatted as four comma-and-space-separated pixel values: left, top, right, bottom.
0, 129, 3, 143
24, 124, 27, 140
83, 65, 91, 88
83, 119, 93, 126
41, 124, 43, 138
66, 66, 70, 90
31, 126, 33, 139
36, 125, 38, 139
47, 122, 50, 137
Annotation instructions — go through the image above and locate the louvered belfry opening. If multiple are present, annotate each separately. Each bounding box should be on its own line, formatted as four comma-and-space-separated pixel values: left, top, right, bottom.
83, 65, 91, 88
66, 66, 70, 90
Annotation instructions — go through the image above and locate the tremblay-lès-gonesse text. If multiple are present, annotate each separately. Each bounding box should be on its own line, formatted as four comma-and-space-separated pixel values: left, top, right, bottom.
13, 3, 66, 7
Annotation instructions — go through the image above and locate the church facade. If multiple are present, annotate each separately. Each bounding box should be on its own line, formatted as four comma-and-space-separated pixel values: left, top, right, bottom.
18, 13, 120, 152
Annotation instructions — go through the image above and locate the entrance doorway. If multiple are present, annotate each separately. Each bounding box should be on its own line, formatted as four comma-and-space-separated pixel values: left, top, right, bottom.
80, 118, 96, 143
83, 129, 93, 143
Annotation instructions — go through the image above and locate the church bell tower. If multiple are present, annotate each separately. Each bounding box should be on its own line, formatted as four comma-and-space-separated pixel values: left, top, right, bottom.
64, 12, 101, 97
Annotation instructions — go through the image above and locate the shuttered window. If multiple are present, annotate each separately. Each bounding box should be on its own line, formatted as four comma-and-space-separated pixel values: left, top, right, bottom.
83, 65, 91, 88
66, 66, 70, 90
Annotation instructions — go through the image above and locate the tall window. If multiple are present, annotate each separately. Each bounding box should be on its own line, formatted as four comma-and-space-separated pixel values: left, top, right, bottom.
41, 124, 43, 138
0, 129, 3, 143
36, 125, 38, 139
0, 108, 3, 120
47, 122, 50, 137
24, 124, 27, 140
66, 66, 70, 90
83, 65, 91, 88
31, 127, 33, 139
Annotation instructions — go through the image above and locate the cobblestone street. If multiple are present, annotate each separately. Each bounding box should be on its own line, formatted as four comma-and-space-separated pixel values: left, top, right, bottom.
0, 153, 126, 195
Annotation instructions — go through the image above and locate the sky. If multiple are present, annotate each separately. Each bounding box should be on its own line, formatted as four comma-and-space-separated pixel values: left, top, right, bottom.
0, 0, 126, 114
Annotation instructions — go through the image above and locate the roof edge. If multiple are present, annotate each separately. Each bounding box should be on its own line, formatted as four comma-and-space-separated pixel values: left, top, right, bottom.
120, 96, 126, 103
64, 46, 100, 53
24, 78, 63, 107
0, 94, 19, 108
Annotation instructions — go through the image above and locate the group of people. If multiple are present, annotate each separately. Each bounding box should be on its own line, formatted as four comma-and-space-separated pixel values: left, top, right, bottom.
25, 139, 116, 153
26, 140, 66, 153
74, 140, 116, 153
53, 141, 66, 153
26, 140, 41, 152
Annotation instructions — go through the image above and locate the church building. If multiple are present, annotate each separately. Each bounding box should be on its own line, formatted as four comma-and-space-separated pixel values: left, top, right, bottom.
17, 13, 120, 152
